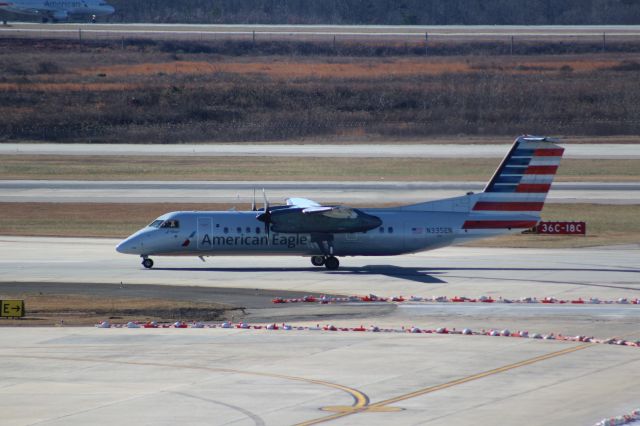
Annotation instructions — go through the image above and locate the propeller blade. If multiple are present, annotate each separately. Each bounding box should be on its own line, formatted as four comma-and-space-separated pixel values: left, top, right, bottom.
251, 188, 256, 211
262, 189, 270, 239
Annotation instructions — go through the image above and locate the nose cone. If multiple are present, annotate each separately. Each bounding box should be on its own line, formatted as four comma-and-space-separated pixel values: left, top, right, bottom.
116, 234, 144, 254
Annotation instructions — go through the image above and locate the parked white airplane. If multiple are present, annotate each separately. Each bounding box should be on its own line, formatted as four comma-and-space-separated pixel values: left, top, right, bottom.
0, 0, 114, 23
117, 135, 564, 270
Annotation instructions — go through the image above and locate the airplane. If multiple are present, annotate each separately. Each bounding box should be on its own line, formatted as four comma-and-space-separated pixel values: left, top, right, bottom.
116, 135, 564, 271
0, 0, 114, 23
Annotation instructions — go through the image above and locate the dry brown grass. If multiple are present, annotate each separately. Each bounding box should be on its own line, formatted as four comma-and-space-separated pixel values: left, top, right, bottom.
0, 82, 141, 92
464, 203, 640, 248
2, 38, 640, 143
1, 155, 638, 182
0, 203, 220, 237
76, 57, 622, 80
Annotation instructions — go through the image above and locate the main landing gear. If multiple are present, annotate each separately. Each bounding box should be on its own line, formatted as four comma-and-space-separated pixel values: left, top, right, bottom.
141, 256, 154, 269
310, 255, 340, 270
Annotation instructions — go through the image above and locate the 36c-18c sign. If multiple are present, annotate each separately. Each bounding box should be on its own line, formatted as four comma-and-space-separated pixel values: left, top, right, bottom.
536, 221, 586, 235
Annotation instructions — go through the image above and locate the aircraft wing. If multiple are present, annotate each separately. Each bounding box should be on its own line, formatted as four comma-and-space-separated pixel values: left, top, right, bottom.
286, 197, 321, 207
302, 206, 358, 219
269, 198, 380, 233
286, 198, 357, 218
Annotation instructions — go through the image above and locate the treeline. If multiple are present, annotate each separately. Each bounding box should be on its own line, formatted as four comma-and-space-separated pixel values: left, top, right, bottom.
105, 0, 640, 25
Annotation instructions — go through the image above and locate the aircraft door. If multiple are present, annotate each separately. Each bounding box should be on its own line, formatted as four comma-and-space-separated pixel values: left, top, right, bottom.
197, 217, 213, 250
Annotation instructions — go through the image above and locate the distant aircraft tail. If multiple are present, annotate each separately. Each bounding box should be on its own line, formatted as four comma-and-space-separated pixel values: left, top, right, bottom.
463, 135, 564, 230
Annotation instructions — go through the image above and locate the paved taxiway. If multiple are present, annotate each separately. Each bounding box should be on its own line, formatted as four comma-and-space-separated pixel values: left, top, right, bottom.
2, 328, 638, 426
1, 143, 638, 158
3, 236, 638, 301
2, 236, 639, 335
3, 23, 640, 42
1, 236, 639, 424
1, 180, 638, 205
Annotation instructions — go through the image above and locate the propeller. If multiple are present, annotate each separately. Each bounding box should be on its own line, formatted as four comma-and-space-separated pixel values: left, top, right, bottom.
250, 188, 257, 212
256, 188, 272, 239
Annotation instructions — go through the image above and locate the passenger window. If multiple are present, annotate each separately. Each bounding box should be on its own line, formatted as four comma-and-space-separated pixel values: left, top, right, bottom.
256, 227, 261, 234
388, 227, 393, 234
161, 220, 179, 229
246, 227, 251, 233
379, 227, 384, 233
236, 227, 242, 234
223, 227, 229, 234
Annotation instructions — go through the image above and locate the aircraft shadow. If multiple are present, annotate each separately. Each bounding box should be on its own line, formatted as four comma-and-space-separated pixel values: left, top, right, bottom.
433, 267, 640, 292
151, 265, 637, 288
434, 267, 640, 274
154, 265, 446, 284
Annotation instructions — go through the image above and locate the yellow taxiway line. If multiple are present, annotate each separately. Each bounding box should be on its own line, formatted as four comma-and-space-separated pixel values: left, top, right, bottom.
2, 354, 369, 411
296, 342, 593, 425
2, 340, 600, 425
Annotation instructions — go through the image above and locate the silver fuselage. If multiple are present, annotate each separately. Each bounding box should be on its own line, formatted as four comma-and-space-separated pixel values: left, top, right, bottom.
116, 207, 514, 258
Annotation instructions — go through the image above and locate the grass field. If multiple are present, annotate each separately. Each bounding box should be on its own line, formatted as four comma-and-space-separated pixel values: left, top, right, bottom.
2, 37, 640, 142
1, 155, 639, 182
1, 202, 637, 248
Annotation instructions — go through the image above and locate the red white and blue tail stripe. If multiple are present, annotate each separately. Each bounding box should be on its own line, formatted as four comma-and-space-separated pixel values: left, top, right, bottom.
463, 135, 564, 230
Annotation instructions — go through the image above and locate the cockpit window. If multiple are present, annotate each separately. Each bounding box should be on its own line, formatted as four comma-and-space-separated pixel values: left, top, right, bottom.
149, 219, 164, 228
160, 219, 180, 229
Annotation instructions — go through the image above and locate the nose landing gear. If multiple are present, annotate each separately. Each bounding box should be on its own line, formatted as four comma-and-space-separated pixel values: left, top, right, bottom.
141, 256, 154, 269
310, 255, 340, 270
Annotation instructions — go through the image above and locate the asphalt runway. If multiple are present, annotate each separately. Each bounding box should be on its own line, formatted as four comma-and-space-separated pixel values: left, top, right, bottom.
2, 23, 640, 42
3, 237, 638, 301
1, 180, 638, 205
1, 142, 638, 158
2, 328, 638, 426
1, 236, 639, 424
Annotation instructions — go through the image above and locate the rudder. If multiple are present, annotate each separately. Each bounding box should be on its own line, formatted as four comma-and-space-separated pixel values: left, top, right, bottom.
463, 135, 564, 231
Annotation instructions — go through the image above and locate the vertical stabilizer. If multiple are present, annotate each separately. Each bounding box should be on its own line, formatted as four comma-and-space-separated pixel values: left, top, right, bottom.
463, 135, 564, 230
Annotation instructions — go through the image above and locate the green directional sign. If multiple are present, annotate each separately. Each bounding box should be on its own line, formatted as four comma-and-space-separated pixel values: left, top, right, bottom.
1, 300, 25, 318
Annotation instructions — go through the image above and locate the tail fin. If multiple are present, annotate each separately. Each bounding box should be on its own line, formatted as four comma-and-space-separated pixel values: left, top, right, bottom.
464, 135, 564, 230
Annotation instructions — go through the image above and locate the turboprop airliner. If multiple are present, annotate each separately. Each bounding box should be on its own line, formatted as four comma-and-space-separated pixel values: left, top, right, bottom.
116, 135, 564, 270
0, 0, 114, 23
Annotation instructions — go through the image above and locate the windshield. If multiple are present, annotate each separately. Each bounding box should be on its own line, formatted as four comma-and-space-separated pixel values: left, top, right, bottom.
148, 219, 164, 228
160, 219, 180, 229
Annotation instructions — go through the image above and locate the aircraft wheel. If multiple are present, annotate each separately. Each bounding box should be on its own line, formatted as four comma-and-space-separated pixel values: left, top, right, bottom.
324, 256, 339, 270
142, 258, 154, 269
311, 256, 325, 267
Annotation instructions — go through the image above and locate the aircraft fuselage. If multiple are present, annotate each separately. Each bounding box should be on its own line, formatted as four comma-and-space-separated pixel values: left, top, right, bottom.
117, 210, 463, 258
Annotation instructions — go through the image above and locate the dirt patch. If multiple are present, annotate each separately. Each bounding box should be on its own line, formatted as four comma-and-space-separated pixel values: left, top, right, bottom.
0, 294, 233, 326
0, 282, 331, 326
